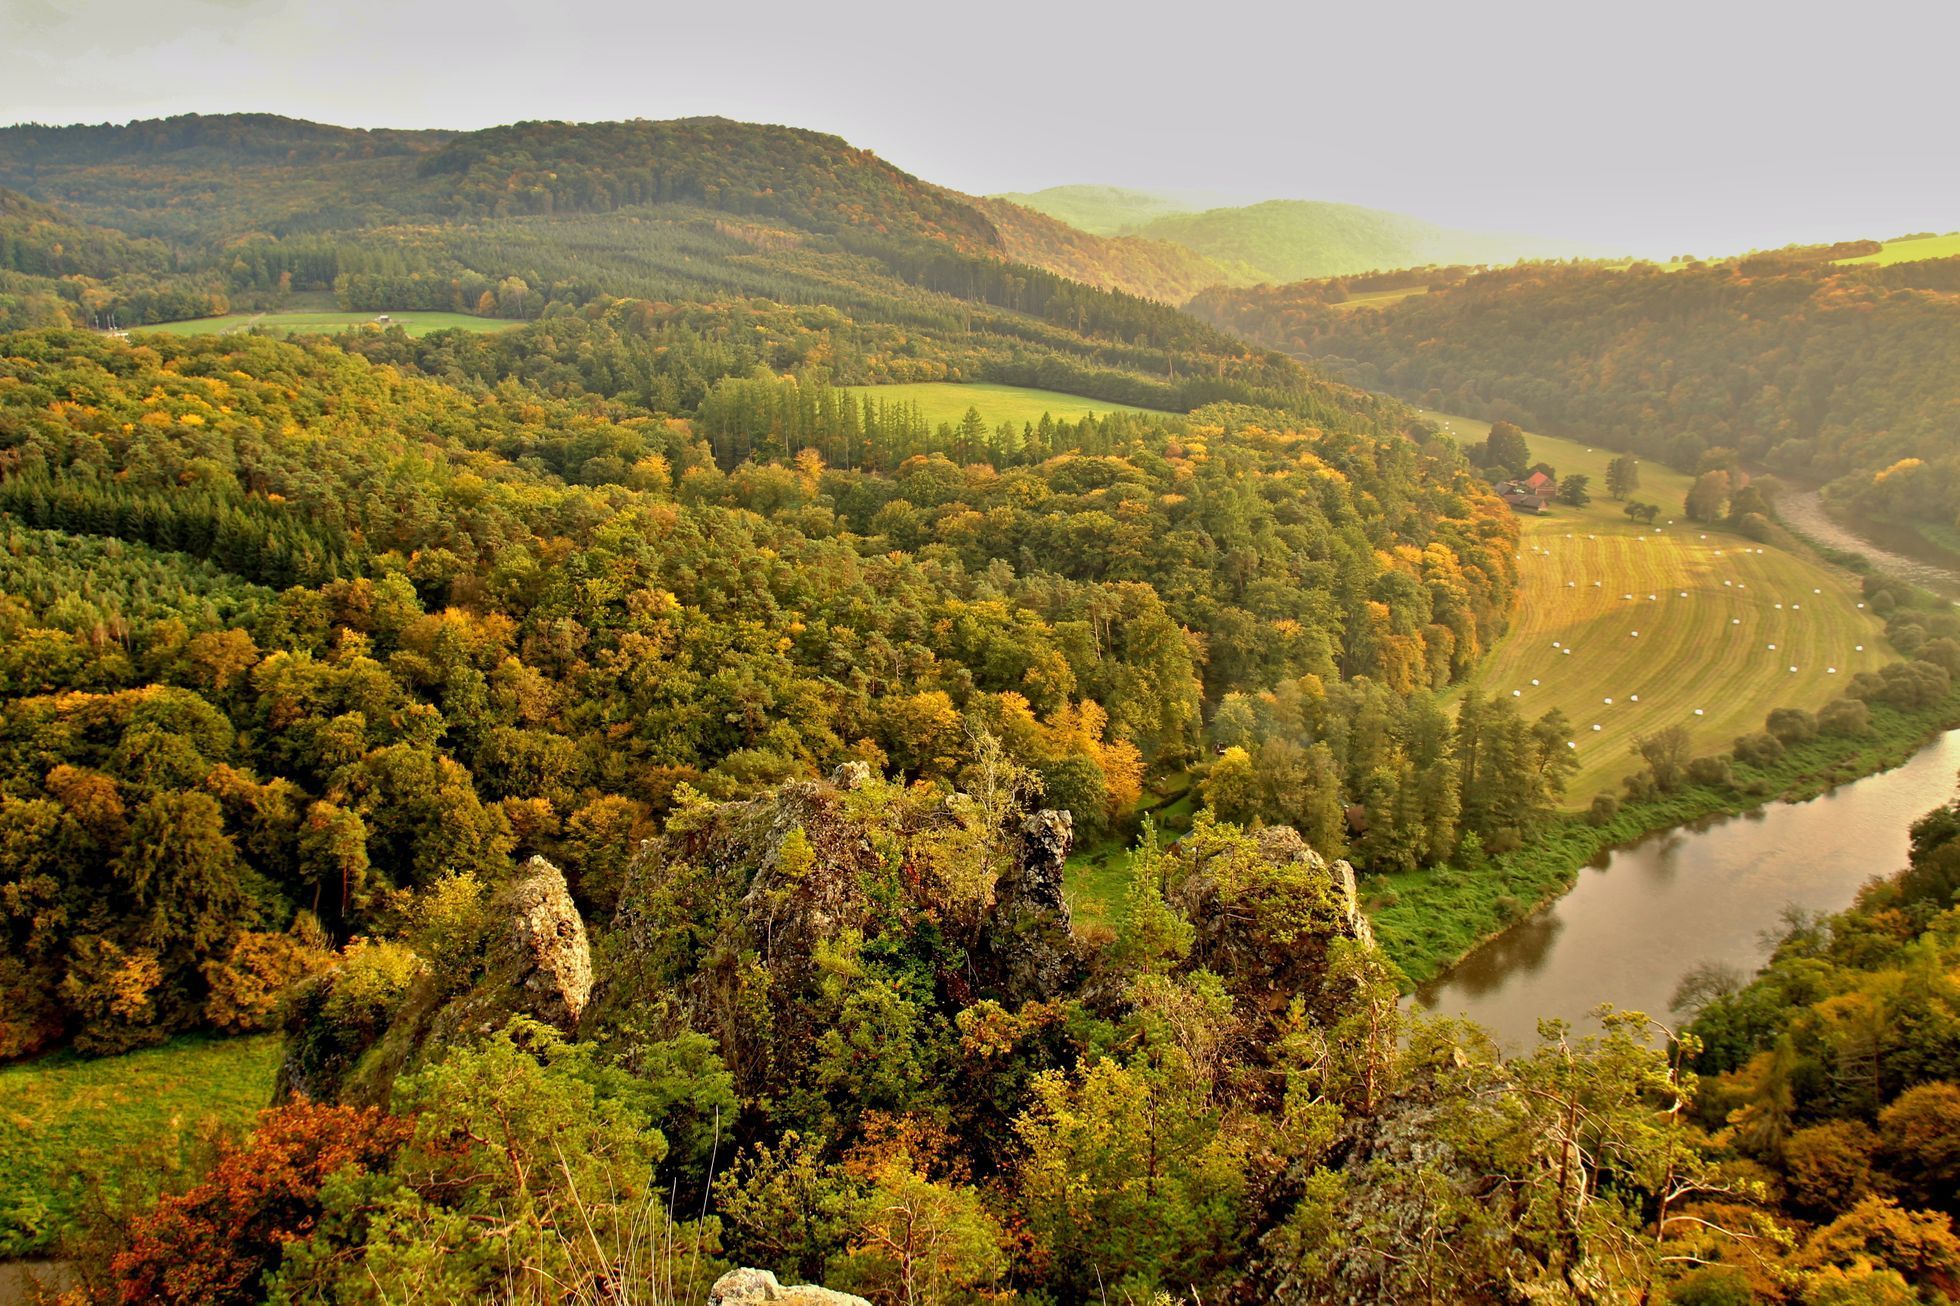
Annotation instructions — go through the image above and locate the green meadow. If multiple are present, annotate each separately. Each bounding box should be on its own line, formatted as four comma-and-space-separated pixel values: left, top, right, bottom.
1835, 231, 1960, 266
843, 381, 1173, 429
139, 309, 518, 338
0, 1035, 280, 1256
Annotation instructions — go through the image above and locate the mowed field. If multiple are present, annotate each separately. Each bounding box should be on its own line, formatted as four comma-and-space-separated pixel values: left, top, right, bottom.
1423, 412, 1892, 804
1330, 285, 1429, 311
0, 1035, 280, 1254
140, 309, 517, 338
1836, 232, 1960, 267
843, 381, 1172, 428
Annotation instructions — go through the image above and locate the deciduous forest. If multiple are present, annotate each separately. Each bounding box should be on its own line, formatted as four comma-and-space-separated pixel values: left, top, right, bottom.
0, 111, 1956, 1306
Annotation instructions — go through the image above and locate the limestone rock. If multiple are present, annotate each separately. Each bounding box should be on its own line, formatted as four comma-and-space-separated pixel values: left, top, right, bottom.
505, 854, 592, 1031
829, 760, 873, 790
978, 808, 1079, 1002
708, 1267, 870, 1305
276, 855, 592, 1106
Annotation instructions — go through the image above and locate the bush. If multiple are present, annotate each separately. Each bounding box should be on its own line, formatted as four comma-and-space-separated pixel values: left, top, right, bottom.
1766, 707, 1818, 745
1587, 794, 1620, 826
1733, 732, 1785, 768
1819, 698, 1872, 738
1687, 756, 1735, 788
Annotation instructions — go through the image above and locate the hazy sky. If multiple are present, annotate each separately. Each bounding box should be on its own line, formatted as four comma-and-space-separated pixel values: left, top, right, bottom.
6, 0, 1957, 255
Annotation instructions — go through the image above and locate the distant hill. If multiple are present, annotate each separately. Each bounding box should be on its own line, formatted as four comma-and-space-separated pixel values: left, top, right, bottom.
992, 184, 1212, 236
966, 196, 1235, 303
1131, 200, 1592, 283
1001, 187, 1594, 284
0, 116, 1236, 304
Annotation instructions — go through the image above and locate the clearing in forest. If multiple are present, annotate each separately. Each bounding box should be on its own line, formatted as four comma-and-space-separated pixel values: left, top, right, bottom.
0, 1035, 281, 1256
1834, 232, 1960, 267
140, 310, 518, 338
1425, 412, 1891, 804
842, 381, 1172, 430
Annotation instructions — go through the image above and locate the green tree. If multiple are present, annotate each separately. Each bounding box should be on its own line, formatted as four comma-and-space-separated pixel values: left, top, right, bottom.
1604, 455, 1640, 501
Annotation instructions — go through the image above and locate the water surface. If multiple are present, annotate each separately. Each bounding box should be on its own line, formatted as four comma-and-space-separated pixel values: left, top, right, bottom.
1416, 729, 1960, 1049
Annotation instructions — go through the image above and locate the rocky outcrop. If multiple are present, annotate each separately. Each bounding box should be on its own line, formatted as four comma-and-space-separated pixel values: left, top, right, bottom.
708, 1267, 870, 1305
502, 854, 593, 1030
977, 808, 1080, 1003
278, 855, 592, 1106
1171, 823, 1375, 1018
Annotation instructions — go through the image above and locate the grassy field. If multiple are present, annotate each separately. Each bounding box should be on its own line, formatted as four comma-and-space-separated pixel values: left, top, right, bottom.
0, 1035, 280, 1255
843, 382, 1172, 429
1062, 771, 1198, 933
1835, 232, 1960, 266
1331, 286, 1429, 311
1423, 412, 1891, 804
139, 309, 517, 338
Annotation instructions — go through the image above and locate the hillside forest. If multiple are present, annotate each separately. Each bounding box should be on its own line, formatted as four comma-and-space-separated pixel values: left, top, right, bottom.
0, 113, 1957, 1305
1189, 253, 1960, 550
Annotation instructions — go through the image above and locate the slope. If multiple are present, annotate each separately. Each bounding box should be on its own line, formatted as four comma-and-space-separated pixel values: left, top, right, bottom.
1132, 198, 1590, 283
991, 184, 1211, 235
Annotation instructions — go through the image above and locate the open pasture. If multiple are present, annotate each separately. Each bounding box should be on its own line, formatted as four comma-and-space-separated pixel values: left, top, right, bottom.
1424, 413, 1890, 804
1835, 232, 1960, 267
0, 1035, 279, 1254
843, 381, 1172, 429
140, 309, 517, 338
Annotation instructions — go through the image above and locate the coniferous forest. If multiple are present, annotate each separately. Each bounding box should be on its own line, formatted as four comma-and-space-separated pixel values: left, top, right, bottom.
0, 108, 1956, 1306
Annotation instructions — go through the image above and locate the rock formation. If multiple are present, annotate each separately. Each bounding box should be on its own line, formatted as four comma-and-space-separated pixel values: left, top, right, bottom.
708, 1267, 870, 1306
977, 808, 1080, 1003
278, 855, 592, 1105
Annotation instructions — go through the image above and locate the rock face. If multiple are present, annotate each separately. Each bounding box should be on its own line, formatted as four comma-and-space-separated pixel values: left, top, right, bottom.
1172, 824, 1376, 1017
277, 855, 592, 1106
708, 1267, 870, 1306
504, 854, 592, 1031
979, 808, 1079, 1002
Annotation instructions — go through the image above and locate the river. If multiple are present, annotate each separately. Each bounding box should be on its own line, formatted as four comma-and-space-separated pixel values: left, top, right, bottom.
1415, 728, 1960, 1050
1777, 490, 1960, 599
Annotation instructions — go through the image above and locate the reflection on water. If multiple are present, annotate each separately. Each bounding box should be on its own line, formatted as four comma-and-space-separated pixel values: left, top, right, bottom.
1416, 730, 1960, 1050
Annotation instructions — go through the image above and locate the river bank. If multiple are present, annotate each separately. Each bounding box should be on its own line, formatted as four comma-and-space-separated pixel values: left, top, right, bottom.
1372, 686, 1960, 987
1414, 723, 1960, 1048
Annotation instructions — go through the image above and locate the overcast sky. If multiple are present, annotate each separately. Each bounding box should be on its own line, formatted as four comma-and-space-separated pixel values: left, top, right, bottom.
6, 0, 1957, 256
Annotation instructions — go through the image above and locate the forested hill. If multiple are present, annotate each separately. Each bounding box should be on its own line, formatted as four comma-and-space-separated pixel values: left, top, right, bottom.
0, 114, 1227, 303
1001, 186, 1594, 283
0, 325, 1518, 1066
1189, 254, 1960, 540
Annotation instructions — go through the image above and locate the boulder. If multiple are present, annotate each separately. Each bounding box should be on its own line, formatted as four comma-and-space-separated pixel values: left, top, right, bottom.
708, 1267, 870, 1305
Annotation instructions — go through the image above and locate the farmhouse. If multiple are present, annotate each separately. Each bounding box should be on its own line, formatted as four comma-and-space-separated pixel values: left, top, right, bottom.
1494, 480, 1550, 514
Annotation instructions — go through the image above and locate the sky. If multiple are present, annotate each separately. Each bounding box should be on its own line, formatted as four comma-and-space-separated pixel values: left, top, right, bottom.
6, 0, 1958, 256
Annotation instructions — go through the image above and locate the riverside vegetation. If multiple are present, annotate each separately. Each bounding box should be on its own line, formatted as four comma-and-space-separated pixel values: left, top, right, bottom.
0, 114, 1957, 1303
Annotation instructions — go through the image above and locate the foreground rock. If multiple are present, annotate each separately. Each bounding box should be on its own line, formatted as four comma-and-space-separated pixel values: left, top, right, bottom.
708, 1267, 870, 1305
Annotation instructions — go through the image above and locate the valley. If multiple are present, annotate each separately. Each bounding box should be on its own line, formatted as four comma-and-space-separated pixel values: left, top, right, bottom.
1428, 414, 1891, 802
1, 95, 1958, 1305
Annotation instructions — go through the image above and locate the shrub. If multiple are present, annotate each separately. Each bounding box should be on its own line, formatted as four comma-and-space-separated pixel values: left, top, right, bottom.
1819, 698, 1872, 738
1733, 732, 1785, 768
1587, 794, 1620, 826
1687, 756, 1735, 788
1765, 707, 1818, 745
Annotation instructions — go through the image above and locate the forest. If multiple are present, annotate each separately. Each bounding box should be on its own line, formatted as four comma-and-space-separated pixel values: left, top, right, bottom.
1188, 253, 1960, 547
0, 112, 1957, 1305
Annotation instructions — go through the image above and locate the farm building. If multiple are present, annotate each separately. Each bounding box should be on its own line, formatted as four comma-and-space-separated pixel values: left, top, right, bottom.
1494, 480, 1550, 514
